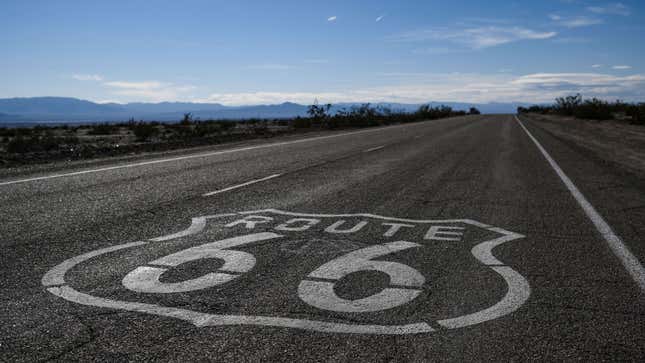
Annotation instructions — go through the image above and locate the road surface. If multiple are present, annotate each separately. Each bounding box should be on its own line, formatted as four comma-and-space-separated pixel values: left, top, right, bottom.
1, 114, 644, 361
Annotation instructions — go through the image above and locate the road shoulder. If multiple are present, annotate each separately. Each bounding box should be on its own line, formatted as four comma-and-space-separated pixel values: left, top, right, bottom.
519, 114, 645, 294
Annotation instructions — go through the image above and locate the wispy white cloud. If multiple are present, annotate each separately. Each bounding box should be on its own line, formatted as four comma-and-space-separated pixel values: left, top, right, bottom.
72, 74, 103, 81
552, 37, 591, 44
197, 72, 645, 105
389, 26, 556, 49
549, 14, 603, 28
104, 80, 195, 101
592, 64, 603, 68
587, 3, 630, 16
510, 73, 644, 87
104, 81, 166, 90
327, 16, 337, 22
376, 15, 385, 22
612, 65, 632, 70
411, 47, 465, 55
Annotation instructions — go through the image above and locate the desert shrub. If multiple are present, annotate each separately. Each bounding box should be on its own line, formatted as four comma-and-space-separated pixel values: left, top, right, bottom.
518, 105, 552, 114
296, 103, 464, 130
252, 122, 269, 135
180, 113, 193, 126
573, 98, 613, 120
87, 123, 118, 135
307, 103, 331, 120
132, 122, 158, 141
218, 121, 236, 132
6, 134, 59, 153
39, 133, 59, 151
522, 95, 644, 124
293, 117, 311, 128
6, 136, 32, 153
192, 121, 229, 137
32, 125, 49, 134
274, 119, 290, 126
627, 103, 645, 125
469, 107, 481, 115
555, 94, 583, 116
62, 136, 80, 145
12, 128, 35, 137
416, 104, 455, 119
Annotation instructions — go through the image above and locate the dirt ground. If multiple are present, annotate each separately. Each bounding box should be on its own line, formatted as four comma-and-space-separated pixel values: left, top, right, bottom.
0, 122, 293, 167
522, 113, 645, 181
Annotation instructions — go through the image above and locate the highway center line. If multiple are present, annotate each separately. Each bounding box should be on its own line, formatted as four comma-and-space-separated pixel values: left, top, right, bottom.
364, 145, 385, 152
0, 124, 417, 187
202, 174, 282, 197
516, 115, 645, 292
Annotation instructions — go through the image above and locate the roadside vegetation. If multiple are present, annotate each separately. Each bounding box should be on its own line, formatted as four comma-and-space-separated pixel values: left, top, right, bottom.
518, 94, 645, 125
0, 104, 480, 166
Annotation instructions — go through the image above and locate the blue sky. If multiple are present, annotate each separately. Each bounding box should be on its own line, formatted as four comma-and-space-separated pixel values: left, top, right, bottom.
1, 0, 644, 105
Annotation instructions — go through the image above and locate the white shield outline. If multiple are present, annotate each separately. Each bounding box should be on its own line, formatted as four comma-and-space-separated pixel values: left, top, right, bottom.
42, 209, 529, 335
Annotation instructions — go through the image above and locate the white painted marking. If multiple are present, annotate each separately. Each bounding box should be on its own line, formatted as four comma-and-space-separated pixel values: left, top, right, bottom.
123, 233, 282, 294
151, 217, 206, 242
516, 115, 645, 292
298, 241, 424, 313
123, 266, 239, 294
42, 209, 528, 335
424, 226, 465, 241
42, 236, 435, 334
41, 241, 148, 287
203, 174, 282, 197
437, 266, 530, 329
324, 220, 369, 234
382, 222, 415, 237
274, 218, 321, 232
1, 123, 426, 186
437, 230, 531, 328
470, 230, 526, 266
48, 286, 434, 334
151, 213, 237, 242
238, 208, 494, 228
298, 280, 423, 314
225, 215, 274, 229
364, 145, 385, 152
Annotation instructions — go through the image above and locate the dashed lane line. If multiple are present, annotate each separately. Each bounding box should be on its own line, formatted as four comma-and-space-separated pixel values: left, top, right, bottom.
202, 174, 282, 197
364, 145, 385, 152
0, 124, 421, 187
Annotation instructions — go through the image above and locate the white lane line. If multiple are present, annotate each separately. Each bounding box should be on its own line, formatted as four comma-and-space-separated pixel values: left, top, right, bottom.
202, 174, 282, 197
516, 115, 645, 292
0, 124, 421, 187
364, 145, 385, 153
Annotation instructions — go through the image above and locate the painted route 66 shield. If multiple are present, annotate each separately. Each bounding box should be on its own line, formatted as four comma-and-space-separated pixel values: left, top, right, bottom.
43, 209, 529, 335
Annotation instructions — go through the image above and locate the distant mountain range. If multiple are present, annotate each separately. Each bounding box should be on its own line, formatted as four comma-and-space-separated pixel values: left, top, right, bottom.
0, 97, 529, 124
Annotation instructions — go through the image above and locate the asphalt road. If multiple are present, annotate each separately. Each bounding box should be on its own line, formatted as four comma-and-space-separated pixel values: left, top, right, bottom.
1, 114, 644, 362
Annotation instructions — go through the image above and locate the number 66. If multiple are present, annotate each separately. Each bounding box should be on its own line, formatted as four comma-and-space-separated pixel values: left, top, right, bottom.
122, 235, 425, 313
298, 241, 425, 312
